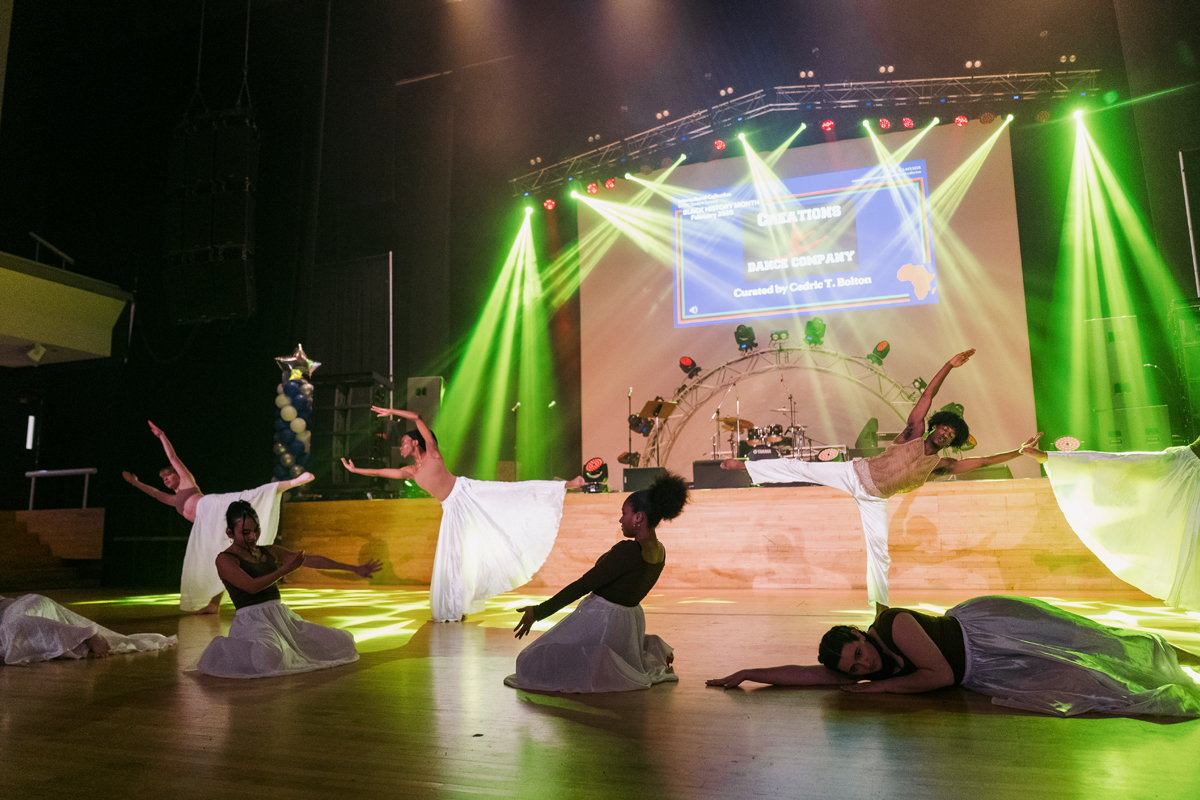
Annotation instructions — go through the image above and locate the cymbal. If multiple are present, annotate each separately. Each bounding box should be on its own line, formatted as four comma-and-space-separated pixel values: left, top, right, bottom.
769, 408, 791, 412
719, 416, 753, 430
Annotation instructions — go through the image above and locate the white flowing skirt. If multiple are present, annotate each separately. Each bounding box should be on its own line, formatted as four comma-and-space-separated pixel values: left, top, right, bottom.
504, 593, 677, 693
1045, 447, 1200, 610
192, 599, 358, 679
0, 594, 176, 665
949, 596, 1200, 717
179, 483, 283, 612
430, 477, 566, 622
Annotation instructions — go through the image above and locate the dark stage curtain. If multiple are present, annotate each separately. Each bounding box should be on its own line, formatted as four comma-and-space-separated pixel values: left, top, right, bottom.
307, 253, 391, 379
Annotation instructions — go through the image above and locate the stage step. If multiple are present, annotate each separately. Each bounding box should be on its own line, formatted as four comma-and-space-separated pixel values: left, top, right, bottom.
0, 510, 96, 591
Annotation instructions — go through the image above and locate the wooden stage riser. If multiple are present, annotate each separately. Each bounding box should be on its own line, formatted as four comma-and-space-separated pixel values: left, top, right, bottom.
277, 478, 1134, 594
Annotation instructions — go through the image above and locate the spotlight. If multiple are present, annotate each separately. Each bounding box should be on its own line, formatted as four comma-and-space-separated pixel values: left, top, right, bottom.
1069, 55, 1076, 63
973, 60, 981, 68
902, 117, 914, 129
727, 86, 733, 94
524, 207, 532, 215
804, 318, 826, 346
939, 401, 965, 418
1054, 435, 1081, 452
586, 182, 599, 194
769, 330, 789, 343
965, 60, 972, 69
1073, 109, 1083, 120
543, 199, 556, 210
888, 65, 895, 73
656, 112, 662, 119
980, 112, 995, 124
617, 451, 641, 468
628, 415, 654, 436
582, 457, 609, 493
1036, 110, 1051, 123
954, 115, 969, 127
878, 118, 891, 130
817, 447, 843, 461
821, 119, 835, 132
866, 340, 890, 365
719, 89, 727, 97
959, 435, 977, 452
679, 356, 702, 379
878, 66, 887, 74
714, 139, 726, 151
604, 178, 616, 189
734, 325, 758, 352
912, 376, 928, 391
640, 164, 653, 176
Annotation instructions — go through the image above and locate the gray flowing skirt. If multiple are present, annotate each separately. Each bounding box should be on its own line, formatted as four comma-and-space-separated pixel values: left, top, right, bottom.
949, 596, 1200, 717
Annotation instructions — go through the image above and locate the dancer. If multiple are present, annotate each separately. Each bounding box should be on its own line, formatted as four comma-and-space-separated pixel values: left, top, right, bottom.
706, 595, 1200, 718
1, 593, 175, 665
123, 420, 313, 614
1022, 436, 1200, 611
192, 500, 380, 679
505, 472, 689, 693
721, 348, 1038, 613
341, 407, 584, 622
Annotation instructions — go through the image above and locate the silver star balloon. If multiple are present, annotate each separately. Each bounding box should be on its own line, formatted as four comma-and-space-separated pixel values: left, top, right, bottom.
276, 344, 321, 381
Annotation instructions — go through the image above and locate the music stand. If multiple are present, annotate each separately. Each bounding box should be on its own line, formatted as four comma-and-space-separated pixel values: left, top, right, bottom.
639, 399, 677, 466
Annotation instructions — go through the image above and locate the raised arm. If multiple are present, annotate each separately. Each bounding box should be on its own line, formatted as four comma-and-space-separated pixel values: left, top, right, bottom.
267, 545, 382, 579
896, 349, 975, 444
841, 613, 954, 694
147, 421, 198, 487
216, 550, 305, 595
935, 432, 1043, 476
706, 665, 856, 688
122, 471, 176, 506
340, 457, 413, 480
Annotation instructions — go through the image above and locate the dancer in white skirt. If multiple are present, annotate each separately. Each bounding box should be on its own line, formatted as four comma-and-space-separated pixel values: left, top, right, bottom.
1021, 438, 1200, 611
720, 348, 1039, 614
1, 593, 175, 665
342, 408, 584, 622
192, 501, 381, 679
707, 595, 1200, 717
123, 420, 314, 614
504, 472, 690, 693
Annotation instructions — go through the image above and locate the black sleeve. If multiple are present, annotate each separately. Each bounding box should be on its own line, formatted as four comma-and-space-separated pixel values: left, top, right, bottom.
532, 542, 644, 620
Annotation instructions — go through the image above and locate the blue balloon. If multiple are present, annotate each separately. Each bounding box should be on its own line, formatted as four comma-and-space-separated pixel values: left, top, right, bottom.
273, 417, 289, 431
287, 439, 306, 455
291, 395, 308, 413
273, 464, 289, 480
284, 380, 303, 398
276, 428, 296, 446
297, 453, 310, 467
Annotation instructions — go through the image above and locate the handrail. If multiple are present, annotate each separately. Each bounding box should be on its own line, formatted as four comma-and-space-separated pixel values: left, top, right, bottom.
24, 468, 98, 511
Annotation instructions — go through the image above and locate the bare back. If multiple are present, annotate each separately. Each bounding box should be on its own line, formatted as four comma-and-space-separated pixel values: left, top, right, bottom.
411, 451, 457, 503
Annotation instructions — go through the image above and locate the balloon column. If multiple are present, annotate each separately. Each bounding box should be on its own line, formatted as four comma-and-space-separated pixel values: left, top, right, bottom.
272, 344, 321, 481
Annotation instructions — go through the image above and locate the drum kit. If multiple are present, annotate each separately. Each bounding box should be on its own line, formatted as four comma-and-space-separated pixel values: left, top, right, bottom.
719, 406, 810, 459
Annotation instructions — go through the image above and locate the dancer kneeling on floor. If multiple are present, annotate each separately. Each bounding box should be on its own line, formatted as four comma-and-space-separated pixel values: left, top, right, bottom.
1, 594, 175, 665
505, 473, 690, 693
706, 595, 1200, 718
193, 501, 381, 679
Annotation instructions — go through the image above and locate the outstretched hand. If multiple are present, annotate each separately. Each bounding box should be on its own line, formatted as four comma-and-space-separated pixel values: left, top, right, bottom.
148, 420, 165, 438
355, 558, 383, 579
840, 681, 883, 693
948, 348, 976, 368
706, 671, 748, 688
371, 406, 418, 420
513, 606, 538, 639
340, 457, 358, 473
1018, 432, 1044, 452
122, 471, 138, 485
281, 550, 306, 573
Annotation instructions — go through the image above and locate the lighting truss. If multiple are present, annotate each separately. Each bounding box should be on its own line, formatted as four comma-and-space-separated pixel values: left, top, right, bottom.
510, 71, 1100, 196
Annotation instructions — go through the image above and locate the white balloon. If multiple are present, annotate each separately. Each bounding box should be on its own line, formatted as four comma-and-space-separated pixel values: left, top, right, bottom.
289, 417, 307, 433
275, 394, 292, 409
280, 405, 298, 421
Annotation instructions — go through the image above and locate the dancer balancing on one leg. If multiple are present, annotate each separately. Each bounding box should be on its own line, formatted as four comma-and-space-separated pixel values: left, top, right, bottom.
721, 348, 1040, 615
706, 595, 1200, 718
1, 594, 176, 665
122, 420, 314, 614
1020, 434, 1200, 610
505, 472, 690, 693
341, 408, 584, 622
192, 501, 381, 679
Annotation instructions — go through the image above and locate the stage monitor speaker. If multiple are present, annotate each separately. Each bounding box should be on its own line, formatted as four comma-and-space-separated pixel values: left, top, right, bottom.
310, 372, 393, 496
623, 467, 667, 492
406, 377, 443, 431
1084, 316, 1149, 411
1095, 405, 1171, 451
692, 460, 752, 489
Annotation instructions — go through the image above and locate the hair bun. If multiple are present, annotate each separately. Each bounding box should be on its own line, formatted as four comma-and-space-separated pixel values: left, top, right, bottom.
647, 473, 690, 522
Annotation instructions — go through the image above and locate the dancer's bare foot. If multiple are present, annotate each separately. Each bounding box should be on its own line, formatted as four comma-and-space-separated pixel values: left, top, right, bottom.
565, 476, 586, 489
87, 633, 111, 658
192, 595, 221, 615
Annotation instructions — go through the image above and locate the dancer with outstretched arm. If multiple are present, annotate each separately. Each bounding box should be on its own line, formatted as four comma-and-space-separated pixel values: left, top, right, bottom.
123, 421, 313, 614
706, 595, 1200, 717
721, 348, 1039, 614
342, 408, 584, 622
506, 472, 690, 693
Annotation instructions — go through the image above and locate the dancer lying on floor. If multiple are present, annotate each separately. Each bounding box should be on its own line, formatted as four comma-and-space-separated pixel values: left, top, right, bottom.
1, 593, 175, 665
504, 472, 690, 693
342, 407, 584, 622
1021, 436, 1200, 611
721, 348, 1039, 615
123, 420, 313, 614
191, 500, 381, 679
706, 595, 1200, 718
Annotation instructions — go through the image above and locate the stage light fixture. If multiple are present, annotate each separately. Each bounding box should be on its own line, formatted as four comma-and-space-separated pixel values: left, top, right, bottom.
543, 199, 555, 210
656, 112, 662, 119
912, 376, 928, 391
821, 119, 835, 132
604, 178, 616, 189
1055, 436, 1081, 452
679, 356, 702, 379
980, 112, 995, 124
959, 435, 977, 452
1104, 90, 1118, 105
888, 65, 895, 73
817, 448, 842, 461
954, 115, 969, 127
582, 457, 609, 493
1073, 109, 1083, 120
804, 318, 826, 346
617, 451, 641, 467
769, 330, 789, 343
719, 89, 727, 97
714, 139, 726, 150
734, 325, 758, 352
973, 60, 981, 68
586, 182, 599, 194
902, 117, 914, 129
879, 118, 891, 130
866, 340, 891, 365
939, 401, 965, 418
879, 66, 886, 74
524, 207, 532, 215
1036, 110, 1050, 122
628, 414, 654, 436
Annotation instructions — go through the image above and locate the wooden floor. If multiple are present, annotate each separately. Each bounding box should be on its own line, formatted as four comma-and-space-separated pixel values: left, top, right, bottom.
3, 586, 1199, 800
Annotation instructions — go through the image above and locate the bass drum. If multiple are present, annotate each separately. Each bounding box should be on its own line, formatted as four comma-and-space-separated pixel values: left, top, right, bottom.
744, 428, 764, 446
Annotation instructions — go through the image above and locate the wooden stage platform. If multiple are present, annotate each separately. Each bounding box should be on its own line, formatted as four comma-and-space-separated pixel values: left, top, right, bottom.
278, 477, 1134, 602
